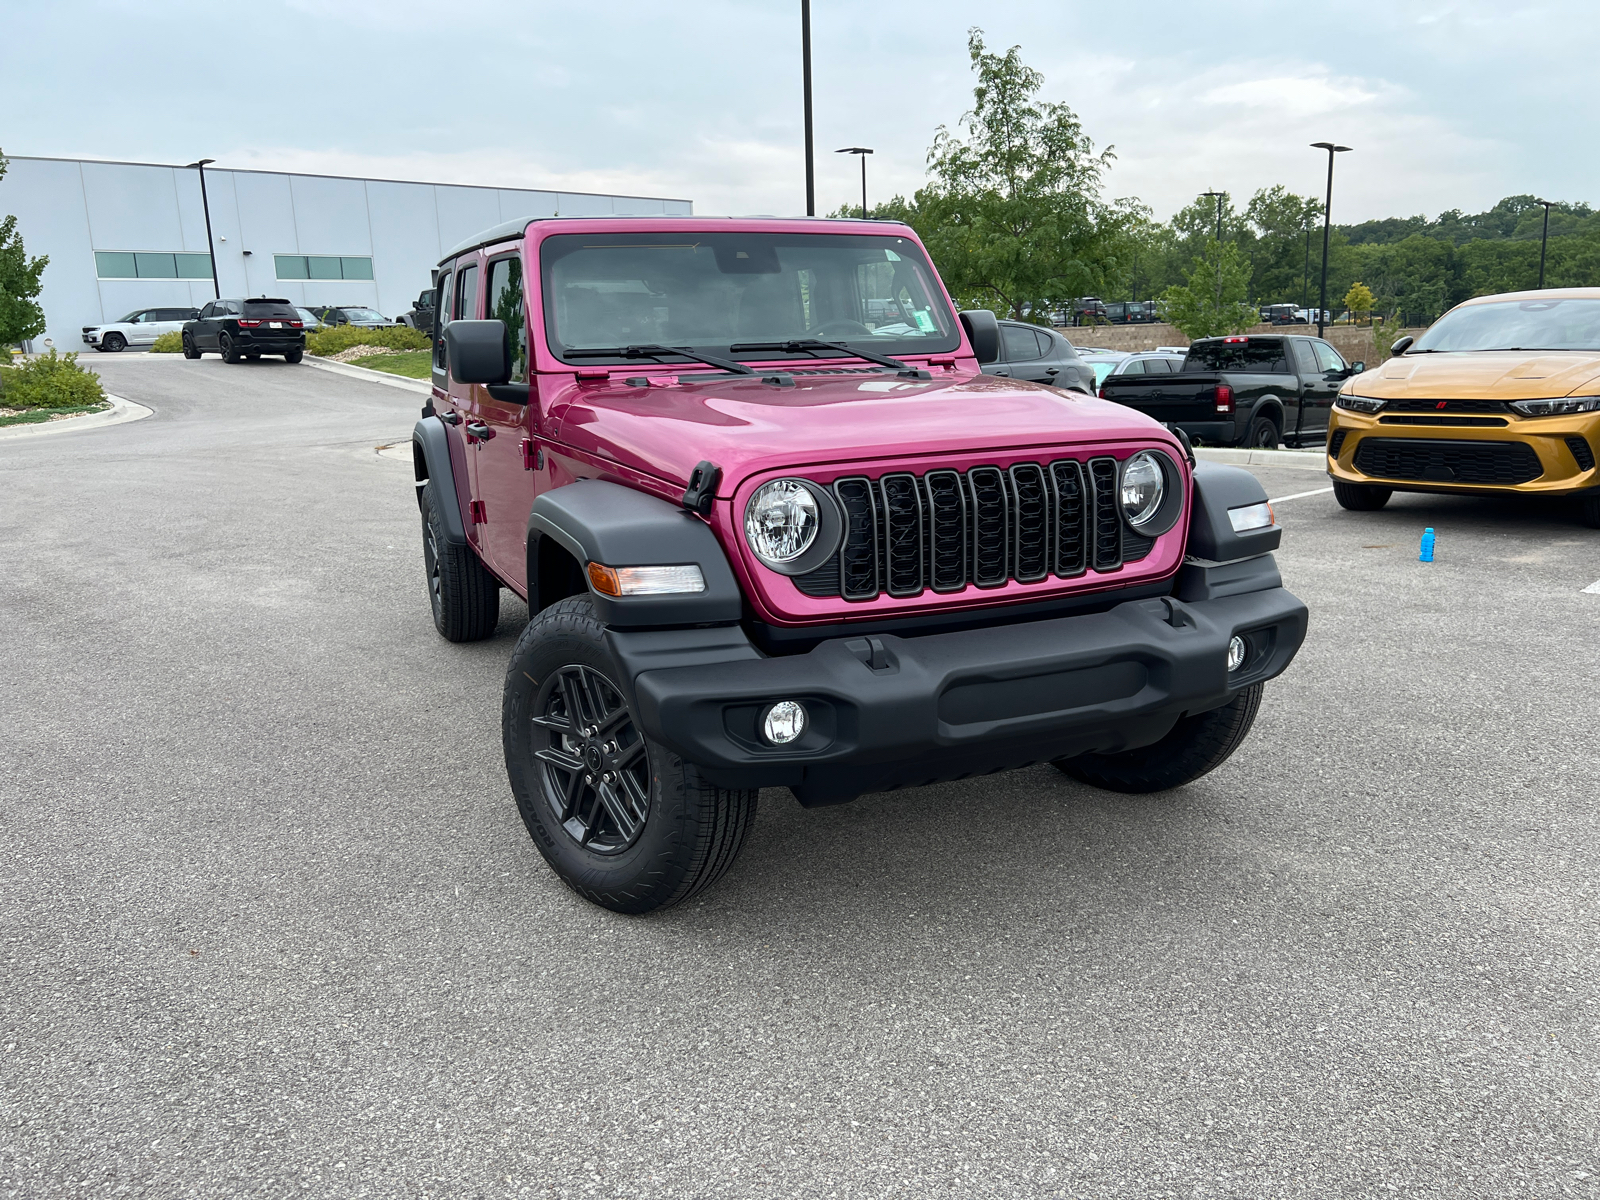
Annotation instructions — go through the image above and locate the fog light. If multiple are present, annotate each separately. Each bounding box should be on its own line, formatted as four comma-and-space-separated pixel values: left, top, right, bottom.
1227, 636, 1247, 672
762, 700, 807, 745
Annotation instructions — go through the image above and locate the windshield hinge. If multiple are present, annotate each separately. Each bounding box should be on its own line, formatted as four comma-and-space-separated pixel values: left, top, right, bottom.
681, 461, 721, 516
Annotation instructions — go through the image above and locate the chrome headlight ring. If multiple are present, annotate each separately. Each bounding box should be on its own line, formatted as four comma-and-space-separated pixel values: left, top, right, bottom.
742, 478, 843, 576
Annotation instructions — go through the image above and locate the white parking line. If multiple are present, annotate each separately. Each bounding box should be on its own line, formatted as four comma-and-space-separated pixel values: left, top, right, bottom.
1582, 579, 1600, 595
1268, 486, 1335, 504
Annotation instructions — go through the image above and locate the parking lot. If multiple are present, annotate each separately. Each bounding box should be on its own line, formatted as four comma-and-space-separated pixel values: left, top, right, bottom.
2, 358, 1597, 1199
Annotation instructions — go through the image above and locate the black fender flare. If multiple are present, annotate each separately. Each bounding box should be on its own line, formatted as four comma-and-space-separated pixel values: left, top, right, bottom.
527, 480, 742, 628
1246, 395, 1285, 432
411, 416, 467, 546
1175, 463, 1285, 602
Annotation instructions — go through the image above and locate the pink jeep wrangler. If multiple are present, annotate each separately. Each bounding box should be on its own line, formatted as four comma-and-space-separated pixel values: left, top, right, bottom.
411, 217, 1307, 913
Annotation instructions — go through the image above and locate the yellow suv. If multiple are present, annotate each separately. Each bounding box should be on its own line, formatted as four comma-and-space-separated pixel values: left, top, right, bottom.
1328, 288, 1600, 527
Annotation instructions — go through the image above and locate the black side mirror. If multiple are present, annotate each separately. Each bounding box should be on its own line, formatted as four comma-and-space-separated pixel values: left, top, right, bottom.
1389, 335, 1413, 357
1350, 360, 1366, 374
959, 309, 1001, 364
444, 319, 511, 384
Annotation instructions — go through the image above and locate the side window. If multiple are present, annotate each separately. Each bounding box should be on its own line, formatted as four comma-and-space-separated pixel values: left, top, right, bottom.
1289, 340, 1319, 374
1121, 359, 1146, 375
486, 255, 529, 384
223, 301, 242, 317
433, 268, 455, 371
1313, 340, 1347, 373
1001, 324, 1042, 362
454, 265, 479, 321
1145, 358, 1171, 374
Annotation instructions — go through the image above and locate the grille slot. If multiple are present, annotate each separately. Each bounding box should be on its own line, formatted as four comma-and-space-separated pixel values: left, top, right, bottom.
1378, 415, 1508, 427
1328, 429, 1348, 458
795, 455, 1151, 599
1089, 458, 1122, 571
1384, 398, 1510, 414
1567, 435, 1596, 472
1353, 438, 1542, 485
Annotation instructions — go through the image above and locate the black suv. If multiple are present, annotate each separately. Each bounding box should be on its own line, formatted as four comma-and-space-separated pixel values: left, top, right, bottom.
182, 299, 305, 363
981, 319, 1095, 392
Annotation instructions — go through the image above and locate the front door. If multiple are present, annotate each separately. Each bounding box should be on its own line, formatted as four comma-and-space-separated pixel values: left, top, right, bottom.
467, 250, 536, 590
1303, 340, 1348, 440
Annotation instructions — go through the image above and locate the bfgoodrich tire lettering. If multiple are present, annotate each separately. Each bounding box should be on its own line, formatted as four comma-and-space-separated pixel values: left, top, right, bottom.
419, 476, 499, 641
1053, 682, 1264, 793
502, 597, 757, 914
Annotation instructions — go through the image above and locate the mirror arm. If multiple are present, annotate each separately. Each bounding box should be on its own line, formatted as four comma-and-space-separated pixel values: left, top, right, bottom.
486, 382, 530, 405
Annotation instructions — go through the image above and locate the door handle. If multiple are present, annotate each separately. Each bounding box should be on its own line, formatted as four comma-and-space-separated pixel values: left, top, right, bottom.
466, 421, 492, 441
441, 410, 461, 426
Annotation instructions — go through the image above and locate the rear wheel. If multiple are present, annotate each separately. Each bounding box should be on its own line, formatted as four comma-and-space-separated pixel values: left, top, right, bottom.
419, 476, 499, 642
284, 349, 303, 364
1333, 479, 1393, 511
219, 332, 241, 364
1245, 414, 1279, 449
502, 597, 758, 914
102, 332, 126, 352
1054, 683, 1264, 793
182, 333, 201, 360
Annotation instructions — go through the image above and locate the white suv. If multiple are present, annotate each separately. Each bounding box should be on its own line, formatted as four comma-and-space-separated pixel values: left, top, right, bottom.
81, 307, 199, 352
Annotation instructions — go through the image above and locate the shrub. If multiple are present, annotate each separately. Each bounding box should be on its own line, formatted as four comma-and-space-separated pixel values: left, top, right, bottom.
305, 324, 430, 357
0, 349, 106, 408
150, 330, 184, 353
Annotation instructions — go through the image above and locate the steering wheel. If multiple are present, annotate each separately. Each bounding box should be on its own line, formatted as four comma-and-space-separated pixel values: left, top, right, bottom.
810, 320, 873, 338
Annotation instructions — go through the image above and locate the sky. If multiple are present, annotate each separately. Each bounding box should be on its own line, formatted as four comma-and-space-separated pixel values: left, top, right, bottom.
3, 0, 1594, 225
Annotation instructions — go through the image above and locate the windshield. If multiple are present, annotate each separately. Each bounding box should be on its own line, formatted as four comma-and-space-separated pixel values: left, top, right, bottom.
296, 308, 319, 324
340, 308, 386, 322
1409, 297, 1600, 352
1090, 361, 1118, 386
540, 231, 959, 364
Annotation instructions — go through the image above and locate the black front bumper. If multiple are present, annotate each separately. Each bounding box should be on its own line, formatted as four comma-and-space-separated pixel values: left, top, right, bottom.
610, 583, 1307, 805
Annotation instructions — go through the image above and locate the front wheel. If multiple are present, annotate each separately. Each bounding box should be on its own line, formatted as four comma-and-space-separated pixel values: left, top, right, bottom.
1578, 493, 1600, 528
1053, 683, 1264, 793
102, 332, 126, 352
502, 597, 758, 914
1333, 479, 1392, 511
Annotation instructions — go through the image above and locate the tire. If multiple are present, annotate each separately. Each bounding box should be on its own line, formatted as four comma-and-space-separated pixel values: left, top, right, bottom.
1333, 479, 1392, 511
284, 349, 303, 364
419, 476, 499, 642
1054, 683, 1265, 793
502, 596, 758, 914
1579, 493, 1600, 529
182, 333, 201, 360
1244, 414, 1279, 449
219, 332, 241, 364
102, 332, 126, 352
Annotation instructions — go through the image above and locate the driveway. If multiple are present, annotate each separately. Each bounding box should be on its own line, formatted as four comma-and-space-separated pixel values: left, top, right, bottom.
2, 358, 1596, 1198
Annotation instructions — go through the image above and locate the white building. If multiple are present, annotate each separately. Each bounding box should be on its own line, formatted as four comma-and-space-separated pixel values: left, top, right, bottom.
1, 155, 692, 351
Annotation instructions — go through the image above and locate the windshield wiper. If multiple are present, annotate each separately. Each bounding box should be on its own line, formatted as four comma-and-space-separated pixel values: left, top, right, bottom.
565, 344, 754, 375
729, 338, 912, 372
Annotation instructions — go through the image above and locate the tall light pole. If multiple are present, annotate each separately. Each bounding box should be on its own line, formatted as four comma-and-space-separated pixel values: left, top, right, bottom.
186, 158, 220, 300
1200, 191, 1226, 305
1534, 197, 1556, 288
1311, 142, 1351, 337
836, 147, 873, 218
801, 0, 815, 216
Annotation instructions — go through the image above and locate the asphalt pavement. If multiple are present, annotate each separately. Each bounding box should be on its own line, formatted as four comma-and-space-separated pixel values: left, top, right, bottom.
2, 357, 1597, 1199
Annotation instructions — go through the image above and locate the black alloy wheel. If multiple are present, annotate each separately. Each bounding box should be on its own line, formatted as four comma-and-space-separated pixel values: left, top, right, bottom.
219, 332, 241, 364
1246, 414, 1279, 449
102, 332, 126, 352
182, 333, 201, 359
530, 664, 650, 854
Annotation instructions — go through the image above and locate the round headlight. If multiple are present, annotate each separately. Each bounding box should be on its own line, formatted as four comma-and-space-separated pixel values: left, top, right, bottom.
745, 479, 820, 566
1120, 452, 1166, 528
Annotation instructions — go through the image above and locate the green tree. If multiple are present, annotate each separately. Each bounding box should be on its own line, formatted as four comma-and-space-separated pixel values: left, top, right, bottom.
1161, 238, 1257, 338
1244, 186, 1323, 305
906, 28, 1125, 318
0, 150, 49, 348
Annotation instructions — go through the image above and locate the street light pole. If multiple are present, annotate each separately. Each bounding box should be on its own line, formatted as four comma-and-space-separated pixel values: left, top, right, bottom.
1534, 197, 1555, 288
186, 158, 220, 300
836, 147, 873, 218
1200, 191, 1226, 305
801, 0, 815, 216
1311, 142, 1351, 338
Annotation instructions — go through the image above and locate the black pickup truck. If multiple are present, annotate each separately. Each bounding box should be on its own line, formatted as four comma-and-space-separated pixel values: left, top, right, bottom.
1098, 334, 1364, 449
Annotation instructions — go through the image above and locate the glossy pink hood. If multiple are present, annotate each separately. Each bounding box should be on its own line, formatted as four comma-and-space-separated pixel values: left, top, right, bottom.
548, 367, 1183, 493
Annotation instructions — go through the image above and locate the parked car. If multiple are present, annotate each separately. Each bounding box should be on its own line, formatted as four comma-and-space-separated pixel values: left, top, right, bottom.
181, 298, 305, 363
1100, 351, 1189, 384
295, 307, 330, 334
1098, 333, 1361, 448
408, 215, 1307, 913
1328, 287, 1600, 527
81, 307, 199, 352
396, 289, 435, 334
1076, 348, 1130, 387
981, 319, 1095, 391
1071, 297, 1107, 325
308, 305, 394, 329
1260, 304, 1308, 325
1103, 301, 1158, 325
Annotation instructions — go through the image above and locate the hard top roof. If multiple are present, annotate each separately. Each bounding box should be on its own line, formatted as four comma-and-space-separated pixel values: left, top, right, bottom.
438, 214, 914, 266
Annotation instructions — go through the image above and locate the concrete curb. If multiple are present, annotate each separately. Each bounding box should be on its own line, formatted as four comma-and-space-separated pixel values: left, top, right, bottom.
302, 355, 431, 395
0, 393, 153, 442
1195, 447, 1328, 471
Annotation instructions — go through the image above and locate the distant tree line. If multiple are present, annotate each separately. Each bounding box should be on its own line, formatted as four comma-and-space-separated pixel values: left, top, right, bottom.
847, 32, 1596, 332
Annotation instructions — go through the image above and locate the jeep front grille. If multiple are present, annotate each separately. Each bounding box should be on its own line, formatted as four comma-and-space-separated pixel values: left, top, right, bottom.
795, 457, 1157, 601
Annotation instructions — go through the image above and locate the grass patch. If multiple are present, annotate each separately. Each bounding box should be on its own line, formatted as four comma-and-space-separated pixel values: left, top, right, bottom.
351, 350, 432, 379
0, 402, 110, 427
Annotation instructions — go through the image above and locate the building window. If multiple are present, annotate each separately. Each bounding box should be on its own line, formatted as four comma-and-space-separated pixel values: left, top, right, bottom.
274, 255, 374, 281
95, 251, 214, 279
